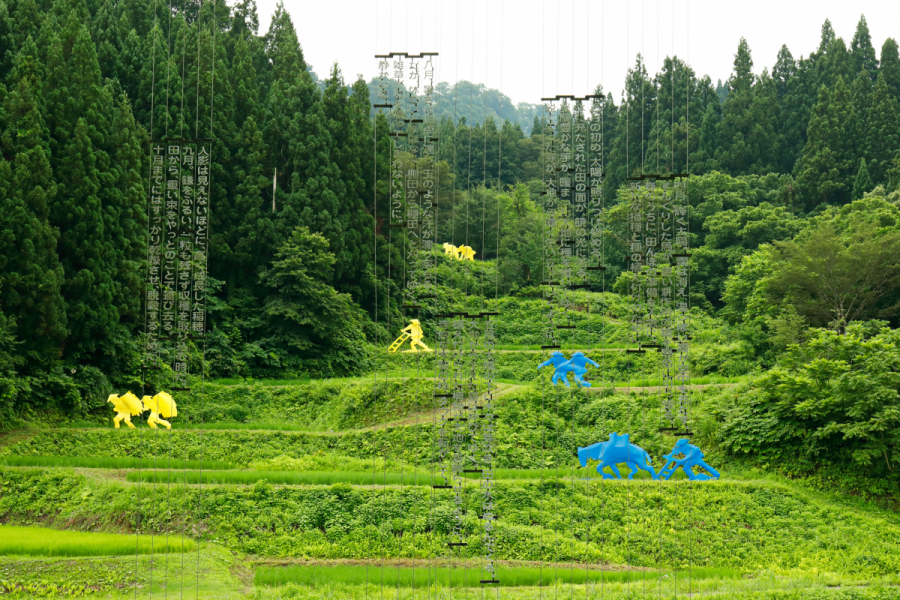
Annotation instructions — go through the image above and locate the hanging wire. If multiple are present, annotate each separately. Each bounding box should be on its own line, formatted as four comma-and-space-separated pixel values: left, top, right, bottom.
138, 0, 162, 596
540, 0, 546, 596
383, 2, 395, 594
370, 2, 379, 598
429, 0, 445, 594
493, 3, 504, 595
554, 3, 561, 596
177, 0, 189, 594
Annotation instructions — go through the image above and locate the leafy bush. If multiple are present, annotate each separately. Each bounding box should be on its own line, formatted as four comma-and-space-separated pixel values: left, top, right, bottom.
717, 323, 900, 490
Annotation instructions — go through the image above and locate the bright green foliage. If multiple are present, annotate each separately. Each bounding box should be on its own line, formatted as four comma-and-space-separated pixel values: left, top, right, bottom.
692, 202, 801, 308
720, 324, 900, 475
259, 227, 369, 375
767, 207, 900, 331
853, 159, 874, 200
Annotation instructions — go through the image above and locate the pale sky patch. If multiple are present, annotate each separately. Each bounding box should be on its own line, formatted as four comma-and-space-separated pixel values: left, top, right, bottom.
253, 0, 898, 105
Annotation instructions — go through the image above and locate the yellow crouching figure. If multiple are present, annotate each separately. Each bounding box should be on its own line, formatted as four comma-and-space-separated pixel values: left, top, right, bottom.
108, 391, 143, 428
142, 391, 178, 429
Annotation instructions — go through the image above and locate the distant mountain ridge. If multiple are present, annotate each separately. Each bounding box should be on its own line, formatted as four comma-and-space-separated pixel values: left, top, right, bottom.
366, 79, 541, 134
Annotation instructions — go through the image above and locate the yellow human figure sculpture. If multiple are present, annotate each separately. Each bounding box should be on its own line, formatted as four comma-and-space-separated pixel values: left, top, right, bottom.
142, 391, 177, 429
458, 245, 476, 261
108, 392, 143, 429
388, 319, 433, 353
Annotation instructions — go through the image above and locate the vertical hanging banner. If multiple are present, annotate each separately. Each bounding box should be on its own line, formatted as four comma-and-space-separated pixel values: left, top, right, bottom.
644, 177, 658, 347
673, 177, 691, 430
557, 103, 573, 314
144, 18, 214, 392
659, 180, 676, 424
480, 317, 497, 584
146, 144, 165, 373
163, 143, 180, 362
174, 142, 196, 391
420, 54, 437, 301
587, 96, 605, 276
390, 54, 407, 228
627, 179, 643, 349
193, 143, 211, 344
541, 99, 560, 350
405, 56, 421, 305
572, 101, 588, 291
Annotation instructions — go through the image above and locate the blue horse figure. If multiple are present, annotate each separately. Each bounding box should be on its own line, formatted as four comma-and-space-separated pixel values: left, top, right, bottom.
538, 351, 599, 387
538, 351, 572, 386
578, 432, 658, 480
659, 438, 720, 481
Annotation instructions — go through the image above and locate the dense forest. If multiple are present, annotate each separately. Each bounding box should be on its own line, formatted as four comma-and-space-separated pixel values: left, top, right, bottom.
1, 0, 899, 430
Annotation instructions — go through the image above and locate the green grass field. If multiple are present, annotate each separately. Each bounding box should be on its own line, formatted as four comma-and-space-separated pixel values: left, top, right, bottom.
0, 526, 193, 557
0, 455, 234, 470
125, 467, 655, 486
126, 468, 445, 486
254, 563, 743, 588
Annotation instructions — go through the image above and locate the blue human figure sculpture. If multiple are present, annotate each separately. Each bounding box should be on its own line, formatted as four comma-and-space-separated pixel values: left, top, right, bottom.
538, 351, 572, 386
659, 438, 720, 481
577, 433, 658, 480
564, 351, 599, 387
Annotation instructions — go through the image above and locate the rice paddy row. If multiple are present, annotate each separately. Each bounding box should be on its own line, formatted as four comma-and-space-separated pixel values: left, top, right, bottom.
254, 564, 744, 588
0, 455, 234, 470
0, 526, 192, 557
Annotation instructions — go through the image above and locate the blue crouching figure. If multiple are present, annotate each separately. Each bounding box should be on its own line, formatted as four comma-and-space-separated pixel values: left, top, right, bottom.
538, 351, 572, 386
538, 351, 599, 387
577, 432, 658, 480
564, 351, 599, 387
659, 438, 720, 481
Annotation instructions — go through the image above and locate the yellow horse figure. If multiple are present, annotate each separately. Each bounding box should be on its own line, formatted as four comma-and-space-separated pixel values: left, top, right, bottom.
142, 391, 177, 429
108, 392, 143, 429
443, 242, 458, 257
458, 245, 476, 261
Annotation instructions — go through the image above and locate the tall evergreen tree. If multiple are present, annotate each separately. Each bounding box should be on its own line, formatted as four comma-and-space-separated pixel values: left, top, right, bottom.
9, 0, 40, 50
865, 74, 900, 184
779, 55, 817, 173
717, 39, 778, 174
90, 0, 120, 80
850, 15, 878, 78
231, 35, 259, 125
851, 69, 873, 128
880, 38, 900, 99
852, 158, 873, 200
772, 45, 796, 100
0, 37, 67, 365
0, 1, 13, 76
322, 64, 372, 294
817, 38, 854, 88
795, 77, 859, 207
